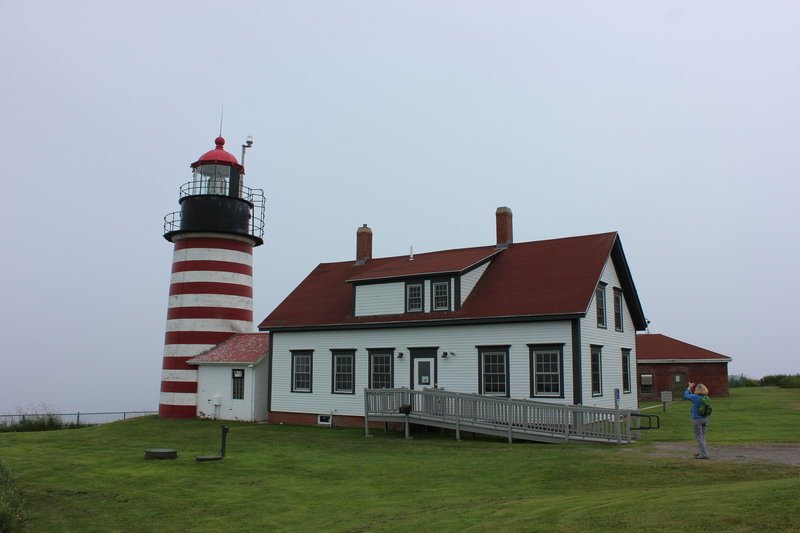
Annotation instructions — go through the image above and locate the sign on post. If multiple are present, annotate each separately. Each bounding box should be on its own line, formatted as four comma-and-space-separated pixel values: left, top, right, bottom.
660, 391, 672, 412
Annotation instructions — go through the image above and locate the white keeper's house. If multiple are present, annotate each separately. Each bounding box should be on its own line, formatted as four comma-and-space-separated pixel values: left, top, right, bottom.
158, 137, 647, 425
257, 207, 647, 427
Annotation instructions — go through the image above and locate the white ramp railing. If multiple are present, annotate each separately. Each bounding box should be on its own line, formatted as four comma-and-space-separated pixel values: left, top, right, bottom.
364, 388, 643, 444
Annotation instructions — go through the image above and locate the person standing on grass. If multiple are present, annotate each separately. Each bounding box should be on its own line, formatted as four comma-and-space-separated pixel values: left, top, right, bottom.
684, 382, 710, 459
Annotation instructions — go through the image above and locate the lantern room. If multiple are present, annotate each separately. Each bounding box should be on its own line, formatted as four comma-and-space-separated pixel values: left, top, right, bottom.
163, 136, 265, 245
188, 136, 244, 197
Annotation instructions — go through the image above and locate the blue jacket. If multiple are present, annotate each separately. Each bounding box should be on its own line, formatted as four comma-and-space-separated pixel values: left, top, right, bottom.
684, 389, 707, 418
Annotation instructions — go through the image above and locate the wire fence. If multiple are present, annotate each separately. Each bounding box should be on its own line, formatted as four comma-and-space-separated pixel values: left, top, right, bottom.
0, 410, 157, 427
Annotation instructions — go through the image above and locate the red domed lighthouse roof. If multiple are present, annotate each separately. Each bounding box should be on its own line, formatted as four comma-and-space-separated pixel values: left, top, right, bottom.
191, 136, 243, 170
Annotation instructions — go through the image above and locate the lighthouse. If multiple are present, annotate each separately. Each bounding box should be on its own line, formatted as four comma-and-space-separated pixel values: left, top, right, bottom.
159, 136, 265, 418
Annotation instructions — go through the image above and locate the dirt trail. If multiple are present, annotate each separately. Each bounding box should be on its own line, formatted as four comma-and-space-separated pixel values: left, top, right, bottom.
642, 442, 800, 466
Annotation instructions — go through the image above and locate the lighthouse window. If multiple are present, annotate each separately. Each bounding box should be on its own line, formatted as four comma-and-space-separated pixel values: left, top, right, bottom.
192, 165, 230, 196
232, 369, 245, 400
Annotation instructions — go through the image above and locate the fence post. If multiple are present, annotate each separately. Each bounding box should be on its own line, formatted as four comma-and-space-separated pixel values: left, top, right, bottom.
507, 398, 513, 443
76, 412, 80, 425
565, 405, 573, 443
455, 395, 461, 441
363, 389, 371, 437
614, 388, 621, 445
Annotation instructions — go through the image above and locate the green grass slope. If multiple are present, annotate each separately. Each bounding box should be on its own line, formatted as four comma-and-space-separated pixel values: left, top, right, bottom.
0, 387, 797, 532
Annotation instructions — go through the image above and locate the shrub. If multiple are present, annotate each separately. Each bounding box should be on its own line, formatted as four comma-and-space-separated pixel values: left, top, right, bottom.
729, 374, 759, 388
760, 374, 800, 389
0, 461, 26, 532
0, 407, 87, 433
777, 374, 800, 389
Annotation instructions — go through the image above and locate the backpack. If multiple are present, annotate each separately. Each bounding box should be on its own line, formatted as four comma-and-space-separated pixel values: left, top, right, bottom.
698, 395, 712, 416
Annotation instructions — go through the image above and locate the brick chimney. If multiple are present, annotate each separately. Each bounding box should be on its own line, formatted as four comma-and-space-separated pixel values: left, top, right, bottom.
356, 224, 372, 265
496, 206, 513, 248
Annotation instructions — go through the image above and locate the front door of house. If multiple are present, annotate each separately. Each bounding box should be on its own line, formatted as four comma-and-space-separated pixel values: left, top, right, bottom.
410, 348, 437, 390
671, 372, 687, 398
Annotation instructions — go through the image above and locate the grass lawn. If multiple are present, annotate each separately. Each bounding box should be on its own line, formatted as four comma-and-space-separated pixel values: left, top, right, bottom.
1, 387, 798, 532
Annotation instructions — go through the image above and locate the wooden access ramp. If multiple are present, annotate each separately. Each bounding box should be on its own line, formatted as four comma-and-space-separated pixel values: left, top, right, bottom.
364, 388, 653, 445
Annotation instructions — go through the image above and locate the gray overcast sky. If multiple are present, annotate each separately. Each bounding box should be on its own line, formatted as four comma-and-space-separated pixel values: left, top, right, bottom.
1, 1, 797, 413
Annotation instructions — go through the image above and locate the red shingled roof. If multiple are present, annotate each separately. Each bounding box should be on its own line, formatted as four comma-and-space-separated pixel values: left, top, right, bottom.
636, 334, 731, 361
347, 246, 500, 281
259, 232, 647, 331
187, 332, 269, 364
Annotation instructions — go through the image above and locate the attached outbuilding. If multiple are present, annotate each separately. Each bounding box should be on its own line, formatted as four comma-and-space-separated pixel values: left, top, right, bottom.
636, 333, 732, 401
187, 332, 270, 421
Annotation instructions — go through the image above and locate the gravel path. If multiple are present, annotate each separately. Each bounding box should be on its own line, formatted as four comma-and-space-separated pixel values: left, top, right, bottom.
642, 442, 800, 466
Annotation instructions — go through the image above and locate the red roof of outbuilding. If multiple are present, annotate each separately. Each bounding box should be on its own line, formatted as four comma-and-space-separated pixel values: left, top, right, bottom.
636, 334, 731, 362
191, 136, 242, 169
259, 232, 647, 331
187, 332, 269, 364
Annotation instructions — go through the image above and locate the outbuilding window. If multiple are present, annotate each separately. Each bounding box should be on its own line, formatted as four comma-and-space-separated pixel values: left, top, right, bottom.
232, 369, 245, 400
639, 373, 654, 394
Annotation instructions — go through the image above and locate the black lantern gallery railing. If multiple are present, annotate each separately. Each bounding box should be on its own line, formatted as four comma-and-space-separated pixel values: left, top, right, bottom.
163, 182, 266, 242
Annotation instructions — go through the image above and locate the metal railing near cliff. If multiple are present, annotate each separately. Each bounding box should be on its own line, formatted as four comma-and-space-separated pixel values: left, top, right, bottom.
0, 410, 157, 427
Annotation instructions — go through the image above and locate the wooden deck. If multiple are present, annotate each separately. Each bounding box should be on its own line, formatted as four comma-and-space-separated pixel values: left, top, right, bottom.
364, 388, 650, 445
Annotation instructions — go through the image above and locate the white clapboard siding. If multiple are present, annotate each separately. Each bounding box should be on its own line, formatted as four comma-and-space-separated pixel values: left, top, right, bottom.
460, 262, 490, 305
581, 257, 638, 410
354, 282, 405, 316
195, 362, 270, 422
270, 320, 573, 417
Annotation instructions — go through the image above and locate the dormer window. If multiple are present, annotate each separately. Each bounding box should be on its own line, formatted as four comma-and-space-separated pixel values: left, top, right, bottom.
406, 283, 423, 312
432, 281, 450, 311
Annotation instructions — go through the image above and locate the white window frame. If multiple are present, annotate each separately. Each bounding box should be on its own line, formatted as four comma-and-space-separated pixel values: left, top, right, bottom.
479, 347, 509, 397
432, 281, 449, 311
530, 345, 564, 398
406, 283, 423, 313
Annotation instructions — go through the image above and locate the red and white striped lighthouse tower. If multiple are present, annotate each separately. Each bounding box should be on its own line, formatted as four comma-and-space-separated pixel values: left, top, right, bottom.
159, 136, 265, 418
